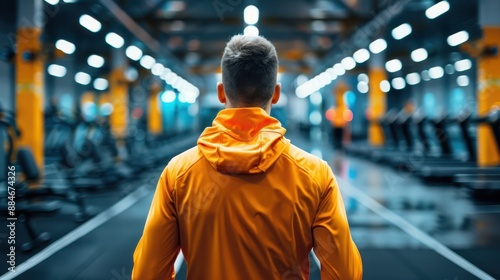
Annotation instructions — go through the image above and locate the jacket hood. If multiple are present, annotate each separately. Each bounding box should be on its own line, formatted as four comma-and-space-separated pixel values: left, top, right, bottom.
197, 108, 290, 175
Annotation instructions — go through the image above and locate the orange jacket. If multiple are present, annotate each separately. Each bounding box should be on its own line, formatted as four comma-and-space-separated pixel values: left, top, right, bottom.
132, 108, 362, 280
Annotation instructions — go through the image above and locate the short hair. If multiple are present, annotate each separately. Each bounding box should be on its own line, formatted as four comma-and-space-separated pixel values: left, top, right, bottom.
221, 35, 279, 107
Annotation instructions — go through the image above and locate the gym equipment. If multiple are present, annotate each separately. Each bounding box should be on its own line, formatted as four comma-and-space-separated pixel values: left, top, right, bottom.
0, 107, 62, 251
452, 110, 500, 194
416, 110, 500, 183
390, 110, 477, 173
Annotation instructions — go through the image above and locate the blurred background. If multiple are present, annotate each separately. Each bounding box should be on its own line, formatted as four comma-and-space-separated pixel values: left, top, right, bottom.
0, 0, 500, 279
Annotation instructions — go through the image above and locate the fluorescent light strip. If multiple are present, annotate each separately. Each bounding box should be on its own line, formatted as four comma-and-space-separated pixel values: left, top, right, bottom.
75, 72, 91, 85
369, 39, 387, 54
47, 64, 67, 77
392, 23, 412, 40
55, 39, 75, 54
447, 31, 469, 47
244, 5, 259, 25
79, 14, 101, 32
411, 48, 428, 62
105, 32, 125, 49
426, 1, 450, 19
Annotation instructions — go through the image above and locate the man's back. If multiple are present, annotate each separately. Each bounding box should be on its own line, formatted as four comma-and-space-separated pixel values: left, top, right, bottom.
133, 108, 362, 279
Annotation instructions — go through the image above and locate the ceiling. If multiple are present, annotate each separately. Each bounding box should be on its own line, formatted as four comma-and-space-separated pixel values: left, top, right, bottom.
0, 0, 481, 86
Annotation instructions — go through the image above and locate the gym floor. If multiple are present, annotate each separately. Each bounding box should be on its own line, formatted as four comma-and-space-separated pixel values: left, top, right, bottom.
1, 132, 498, 280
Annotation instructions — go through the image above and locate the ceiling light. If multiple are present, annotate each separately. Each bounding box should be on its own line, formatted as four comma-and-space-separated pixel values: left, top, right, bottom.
126, 46, 143, 61
161, 90, 176, 103
333, 63, 345, 76
75, 72, 91, 85
87, 55, 105, 68
325, 68, 337, 81
55, 39, 75, 54
105, 32, 125, 49
358, 73, 369, 83
125, 67, 138, 82
310, 92, 323, 106
411, 48, 428, 62
93, 78, 108, 91
392, 23, 412, 40
454, 59, 472, 72
244, 5, 259, 25
429, 66, 444, 79
296, 74, 308, 86
369, 39, 387, 54
309, 111, 322, 126
47, 64, 67, 77
353, 49, 370, 63
445, 64, 455, 74
140, 55, 156, 69
341, 57, 356, 70
421, 70, 431, 81
447, 31, 469, 47
457, 75, 469, 87
406, 73, 421, 85
380, 80, 391, 93
244, 25, 259, 36
152, 63, 165, 76
385, 59, 402, 73
391, 77, 406, 90
357, 82, 369, 93
79, 14, 101, 33
425, 1, 450, 19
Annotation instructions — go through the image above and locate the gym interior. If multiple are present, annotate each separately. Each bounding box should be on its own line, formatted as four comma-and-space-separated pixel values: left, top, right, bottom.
1, 0, 500, 279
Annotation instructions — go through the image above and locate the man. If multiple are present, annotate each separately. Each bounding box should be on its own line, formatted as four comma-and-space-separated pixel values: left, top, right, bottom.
132, 35, 362, 280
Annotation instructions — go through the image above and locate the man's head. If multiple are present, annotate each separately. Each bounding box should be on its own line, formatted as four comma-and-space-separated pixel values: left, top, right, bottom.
218, 35, 280, 112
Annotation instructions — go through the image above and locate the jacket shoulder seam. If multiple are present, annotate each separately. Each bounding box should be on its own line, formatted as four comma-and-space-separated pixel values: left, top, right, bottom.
172, 147, 203, 183
281, 152, 323, 187
173, 151, 204, 182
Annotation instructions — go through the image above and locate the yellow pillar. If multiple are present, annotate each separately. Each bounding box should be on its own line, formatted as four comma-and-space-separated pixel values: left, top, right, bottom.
368, 55, 387, 146
331, 82, 348, 128
15, 0, 45, 171
477, 0, 500, 166
109, 69, 128, 139
148, 84, 162, 135
477, 26, 500, 166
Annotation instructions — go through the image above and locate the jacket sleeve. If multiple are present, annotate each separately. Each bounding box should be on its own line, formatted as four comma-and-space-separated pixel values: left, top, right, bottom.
132, 167, 180, 280
312, 163, 362, 280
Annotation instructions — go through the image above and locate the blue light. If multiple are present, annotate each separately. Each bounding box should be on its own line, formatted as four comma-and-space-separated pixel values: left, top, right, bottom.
82, 102, 97, 121
450, 88, 465, 116
99, 103, 113, 116
161, 90, 176, 103
343, 91, 356, 108
59, 93, 74, 118
423, 92, 436, 118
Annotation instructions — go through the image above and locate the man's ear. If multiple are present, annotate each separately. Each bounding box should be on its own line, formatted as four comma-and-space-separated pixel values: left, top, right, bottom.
271, 83, 281, 104
217, 82, 226, 104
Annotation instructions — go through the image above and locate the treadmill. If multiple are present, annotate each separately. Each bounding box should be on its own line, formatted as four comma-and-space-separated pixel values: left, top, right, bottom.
368, 110, 410, 163
416, 110, 500, 183
390, 110, 476, 172
453, 110, 500, 193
